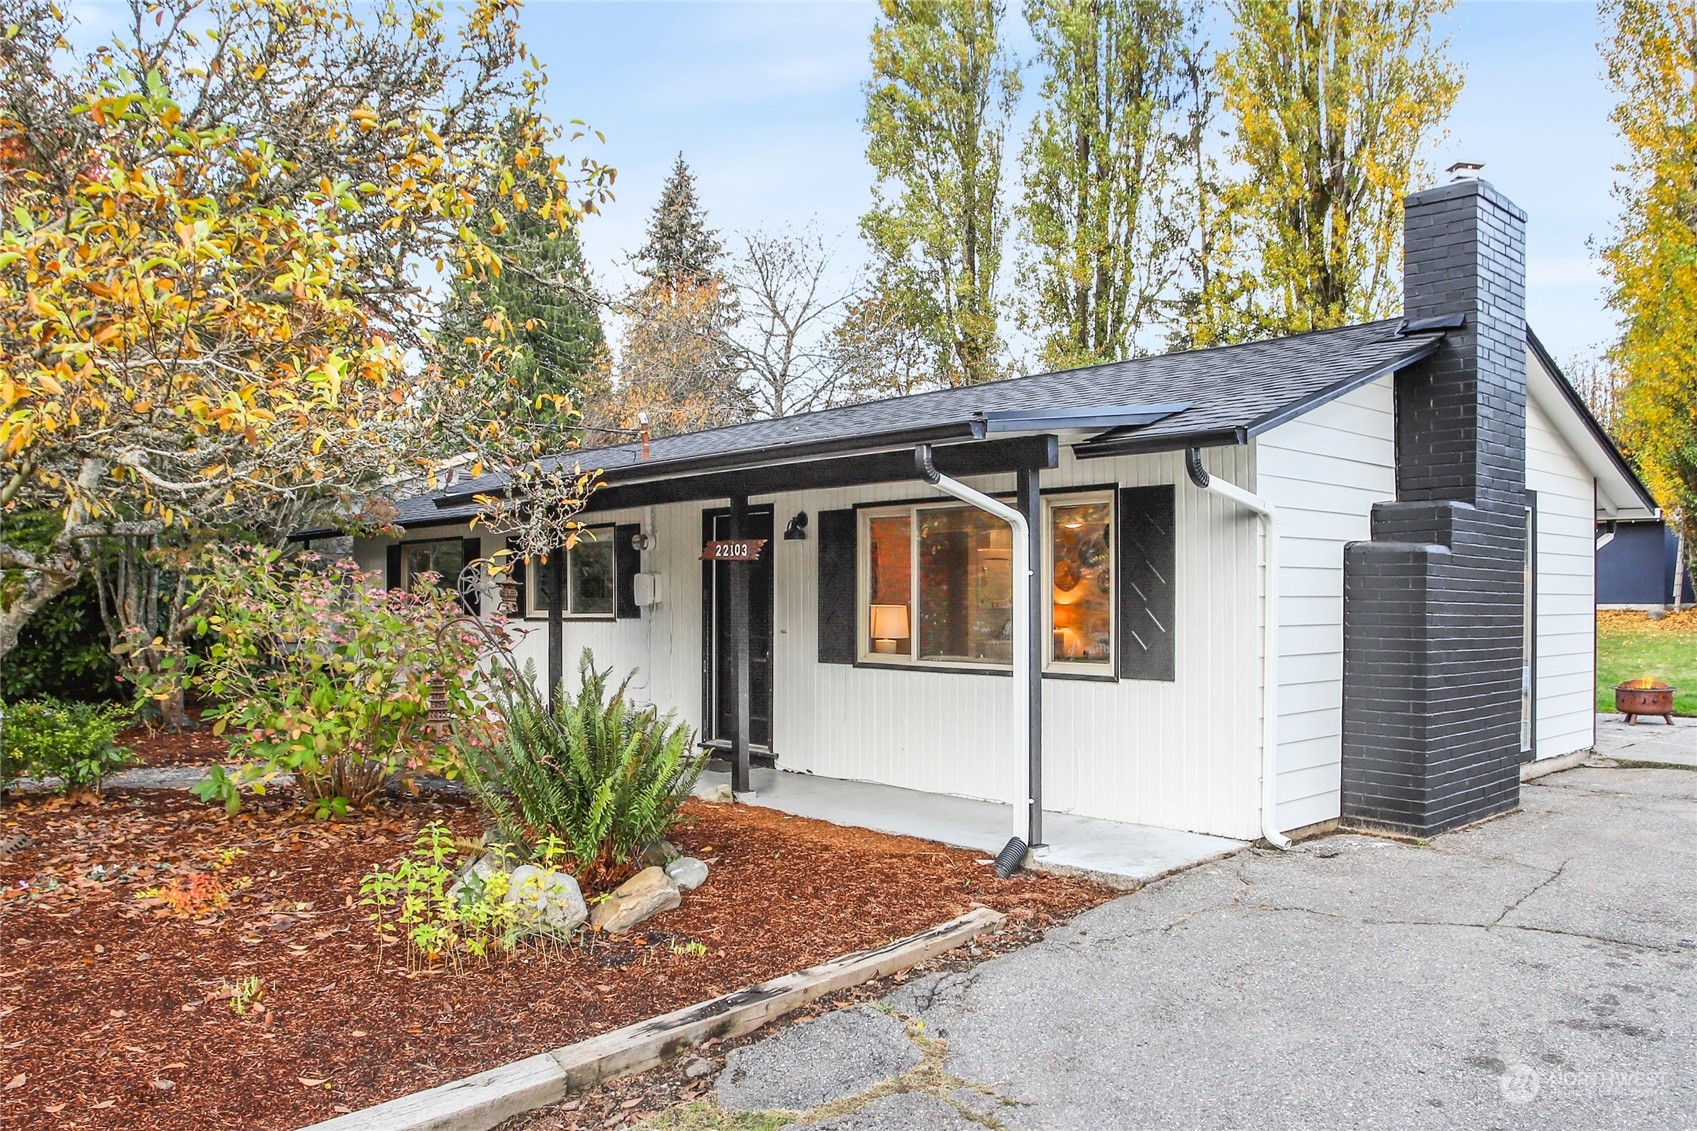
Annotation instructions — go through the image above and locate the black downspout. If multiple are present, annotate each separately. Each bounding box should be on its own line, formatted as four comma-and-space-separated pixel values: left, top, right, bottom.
1017, 466, 1044, 848
728, 495, 752, 794
548, 550, 564, 712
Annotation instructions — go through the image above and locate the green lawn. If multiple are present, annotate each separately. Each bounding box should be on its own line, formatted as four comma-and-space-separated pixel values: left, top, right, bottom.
1596, 617, 1697, 716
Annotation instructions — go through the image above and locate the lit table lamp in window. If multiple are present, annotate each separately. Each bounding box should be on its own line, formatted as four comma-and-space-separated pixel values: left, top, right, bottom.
870, 603, 910, 654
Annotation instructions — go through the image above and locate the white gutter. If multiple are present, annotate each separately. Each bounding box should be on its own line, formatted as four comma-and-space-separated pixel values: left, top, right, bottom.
915, 444, 1032, 845
1186, 449, 1292, 851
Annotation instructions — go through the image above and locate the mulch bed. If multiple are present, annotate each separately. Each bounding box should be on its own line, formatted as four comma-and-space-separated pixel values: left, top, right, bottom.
118, 708, 229, 768
0, 768, 1112, 1130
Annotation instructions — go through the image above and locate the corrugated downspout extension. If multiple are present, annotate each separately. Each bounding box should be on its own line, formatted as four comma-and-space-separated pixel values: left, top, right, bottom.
1186, 448, 1292, 851
915, 444, 1034, 867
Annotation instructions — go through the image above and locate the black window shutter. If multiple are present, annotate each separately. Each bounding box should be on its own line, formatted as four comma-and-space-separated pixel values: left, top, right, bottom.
506, 536, 527, 615
817, 509, 858, 665
385, 544, 403, 591
1118, 485, 1176, 681
614, 523, 641, 619
459, 537, 482, 615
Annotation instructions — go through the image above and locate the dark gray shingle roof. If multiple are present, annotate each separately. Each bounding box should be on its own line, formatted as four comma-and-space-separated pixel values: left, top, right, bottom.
402, 316, 1436, 527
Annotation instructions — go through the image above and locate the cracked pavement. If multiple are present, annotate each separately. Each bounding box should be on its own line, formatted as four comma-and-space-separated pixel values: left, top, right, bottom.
658, 766, 1696, 1129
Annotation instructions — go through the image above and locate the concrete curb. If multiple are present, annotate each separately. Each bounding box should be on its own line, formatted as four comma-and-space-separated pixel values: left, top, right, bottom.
300, 907, 1004, 1131
1521, 748, 1594, 782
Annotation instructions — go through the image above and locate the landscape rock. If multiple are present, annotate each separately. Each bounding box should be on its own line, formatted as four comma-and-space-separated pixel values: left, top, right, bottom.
664, 856, 709, 891
693, 782, 734, 804
682, 1057, 714, 1080
638, 839, 680, 868
589, 866, 681, 933
445, 851, 508, 904
716, 1006, 920, 1112
504, 865, 587, 933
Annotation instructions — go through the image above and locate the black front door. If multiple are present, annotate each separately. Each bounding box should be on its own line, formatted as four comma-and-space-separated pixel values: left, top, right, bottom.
704, 508, 775, 753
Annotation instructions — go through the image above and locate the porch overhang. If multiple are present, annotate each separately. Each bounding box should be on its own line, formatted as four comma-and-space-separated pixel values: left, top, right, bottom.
440, 433, 1063, 514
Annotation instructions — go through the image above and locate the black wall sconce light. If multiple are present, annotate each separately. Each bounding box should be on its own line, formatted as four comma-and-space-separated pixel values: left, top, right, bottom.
783, 512, 808, 541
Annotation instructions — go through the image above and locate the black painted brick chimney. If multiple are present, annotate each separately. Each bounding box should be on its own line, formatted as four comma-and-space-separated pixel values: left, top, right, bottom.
1340, 178, 1529, 835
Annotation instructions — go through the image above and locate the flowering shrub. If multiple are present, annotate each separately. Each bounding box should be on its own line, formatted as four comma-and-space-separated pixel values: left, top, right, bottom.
151, 547, 495, 816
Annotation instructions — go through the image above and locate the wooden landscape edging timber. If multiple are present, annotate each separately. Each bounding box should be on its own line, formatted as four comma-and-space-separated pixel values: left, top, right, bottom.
300, 906, 1004, 1131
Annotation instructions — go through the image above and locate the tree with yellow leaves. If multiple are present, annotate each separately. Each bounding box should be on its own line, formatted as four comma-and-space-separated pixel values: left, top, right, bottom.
1601, 0, 1697, 560
0, 0, 613, 677
1192, 0, 1460, 344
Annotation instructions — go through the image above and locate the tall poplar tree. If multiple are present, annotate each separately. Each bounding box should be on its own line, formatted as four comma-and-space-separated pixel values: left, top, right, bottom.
1202, 0, 1461, 341
861, 0, 1020, 387
1601, 0, 1697, 557
1018, 0, 1195, 368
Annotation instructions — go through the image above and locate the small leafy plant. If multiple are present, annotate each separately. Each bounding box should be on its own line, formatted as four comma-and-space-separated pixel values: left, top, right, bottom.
461, 651, 704, 889
359, 822, 576, 972
224, 975, 264, 1015
0, 698, 136, 794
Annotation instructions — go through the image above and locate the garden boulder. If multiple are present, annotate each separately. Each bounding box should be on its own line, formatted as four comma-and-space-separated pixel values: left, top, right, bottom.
590, 866, 681, 933
665, 856, 709, 891
505, 865, 587, 933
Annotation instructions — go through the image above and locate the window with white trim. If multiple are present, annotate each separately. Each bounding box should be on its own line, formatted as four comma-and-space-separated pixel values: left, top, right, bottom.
525, 527, 615, 618
857, 493, 1113, 671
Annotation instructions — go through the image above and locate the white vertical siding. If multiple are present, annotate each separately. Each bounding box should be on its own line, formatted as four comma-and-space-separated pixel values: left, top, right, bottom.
353, 506, 705, 734
1255, 376, 1398, 833
770, 445, 1263, 840
1525, 389, 1599, 760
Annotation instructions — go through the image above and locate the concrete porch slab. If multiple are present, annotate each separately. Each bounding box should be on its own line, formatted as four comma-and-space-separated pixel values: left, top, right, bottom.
696, 767, 1245, 887
1593, 712, 1697, 768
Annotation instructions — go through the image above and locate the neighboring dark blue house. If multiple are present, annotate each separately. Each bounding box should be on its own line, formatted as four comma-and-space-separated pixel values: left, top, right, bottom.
1598, 519, 1693, 606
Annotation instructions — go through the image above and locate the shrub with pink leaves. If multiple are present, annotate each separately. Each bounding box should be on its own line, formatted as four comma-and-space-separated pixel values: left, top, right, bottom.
147, 547, 499, 816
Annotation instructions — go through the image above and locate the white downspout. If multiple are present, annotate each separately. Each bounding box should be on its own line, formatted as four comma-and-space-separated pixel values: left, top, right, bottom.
1186, 448, 1292, 850
915, 444, 1031, 844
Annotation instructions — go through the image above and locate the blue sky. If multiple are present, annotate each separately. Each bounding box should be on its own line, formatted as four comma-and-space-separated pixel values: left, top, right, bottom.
528, 0, 1626, 368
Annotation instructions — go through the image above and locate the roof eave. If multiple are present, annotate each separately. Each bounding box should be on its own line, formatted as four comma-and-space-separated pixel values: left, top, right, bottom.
431, 419, 988, 508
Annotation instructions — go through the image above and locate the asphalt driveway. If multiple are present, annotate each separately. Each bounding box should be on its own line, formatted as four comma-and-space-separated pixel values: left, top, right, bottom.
696, 766, 1697, 1130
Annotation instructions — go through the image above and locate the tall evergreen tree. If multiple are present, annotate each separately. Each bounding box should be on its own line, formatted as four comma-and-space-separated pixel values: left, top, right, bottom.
1019, 0, 1196, 368
634, 153, 728, 291
1198, 0, 1461, 342
607, 154, 748, 436
441, 114, 609, 431
861, 0, 1019, 388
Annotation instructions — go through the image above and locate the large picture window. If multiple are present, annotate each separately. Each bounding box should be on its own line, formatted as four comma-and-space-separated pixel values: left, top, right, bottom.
1046, 493, 1113, 670
525, 527, 616, 619
859, 493, 1112, 672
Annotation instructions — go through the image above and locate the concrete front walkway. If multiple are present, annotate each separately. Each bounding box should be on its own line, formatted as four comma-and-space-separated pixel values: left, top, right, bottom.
695, 766, 1245, 887
1594, 712, 1697, 768
682, 765, 1697, 1130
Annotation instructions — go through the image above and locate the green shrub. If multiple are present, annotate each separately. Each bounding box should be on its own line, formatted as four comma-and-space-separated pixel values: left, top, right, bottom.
1, 698, 137, 793
145, 547, 493, 817
462, 650, 704, 889
0, 577, 120, 702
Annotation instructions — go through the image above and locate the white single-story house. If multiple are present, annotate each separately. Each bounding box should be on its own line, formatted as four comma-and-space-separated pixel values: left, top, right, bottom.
334, 177, 1655, 848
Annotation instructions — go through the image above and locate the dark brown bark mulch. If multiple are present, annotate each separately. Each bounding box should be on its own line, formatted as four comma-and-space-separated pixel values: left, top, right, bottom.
0, 773, 1112, 1131
118, 708, 229, 769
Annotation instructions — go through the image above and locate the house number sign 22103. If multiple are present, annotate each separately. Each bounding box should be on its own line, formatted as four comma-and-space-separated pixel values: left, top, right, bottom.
700, 539, 769, 562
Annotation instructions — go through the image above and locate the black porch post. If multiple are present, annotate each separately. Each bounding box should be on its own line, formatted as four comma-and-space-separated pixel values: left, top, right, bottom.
1017, 466, 1044, 847
547, 549, 564, 712
727, 495, 753, 794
